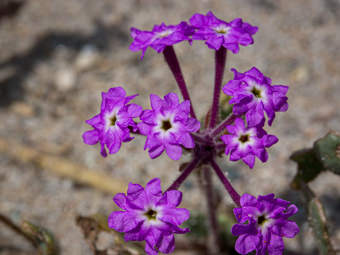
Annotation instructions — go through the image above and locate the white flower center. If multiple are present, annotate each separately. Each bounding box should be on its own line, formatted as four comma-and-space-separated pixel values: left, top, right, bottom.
154, 113, 178, 137
105, 109, 119, 131
214, 25, 230, 35
141, 206, 164, 227
233, 129, 256, 150
247, 81, 268, 103
157, 29, 173, 38
256, 213, 273, 232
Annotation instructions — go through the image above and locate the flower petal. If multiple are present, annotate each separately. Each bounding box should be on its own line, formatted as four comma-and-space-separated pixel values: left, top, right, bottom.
165, 144, 182, 160
82, 130, 99, 145
272, 220, 299, 238
108, 211, 141, 232
158, 234, 175, 254
160, 208, 190, 226
235, 234, 259, 254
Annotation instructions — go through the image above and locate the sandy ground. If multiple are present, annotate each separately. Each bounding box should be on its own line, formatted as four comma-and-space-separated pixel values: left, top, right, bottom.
0, 0, 340, 254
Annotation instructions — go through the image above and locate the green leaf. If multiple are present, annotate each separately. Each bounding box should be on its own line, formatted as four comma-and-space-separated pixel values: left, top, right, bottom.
314, 131, 340, 175
307, 197, 336, 255
290, 148, 324, 189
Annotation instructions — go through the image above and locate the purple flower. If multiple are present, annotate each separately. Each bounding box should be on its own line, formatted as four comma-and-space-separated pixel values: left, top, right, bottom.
232, 193, 299, 255
189, 11, 257, 53
138, 93, 200, 160
221, 118, 278, 168
82, 87, 142, 157
130, 22, 194, 59
223, 67, 289, 127
108, 178, 190, 255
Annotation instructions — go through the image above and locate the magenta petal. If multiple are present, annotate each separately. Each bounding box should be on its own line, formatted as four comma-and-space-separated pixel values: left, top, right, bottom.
165, 144, 182, 160
107, 132, 122, 154
160, 208, 190, 226
179, 133, 195, 148
107, 87, 126, 97
145, 178, 162, 204
231, 223, 257, 236
235, 234, 259, 254
150, 94, 164, 110
158, 234, 175, 254
256, 148, 268, 163
86, 114, 101, 126
240, 193, 257, 206
242, 154, 255, 168
145, 228, 163, 250
138, 122, 151, 135
246, 103, 264, 127
127, 183, 145, 202
82, 130, 99, 145
124, 222, 149, 242
272, 220, 299, 238
189, 13, 206, 27
149, 144, 165, 159
186, 118, 200, 132
113, 193, 128, 210
264, 134, 279, 147
230, 150, 242, 161
206, 36, 223, 50
164, 92, 179, 106
283, 204, 299, 218
159, 190, 182, 208
145, 242, 158, 255
108, 211, 141, 232
268, 234, 284, 255
127, 103, 143, 117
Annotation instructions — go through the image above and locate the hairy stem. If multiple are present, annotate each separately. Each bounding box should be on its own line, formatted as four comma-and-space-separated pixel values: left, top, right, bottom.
210, 159, 241, 207
163, 46, 196, 119
211, 114, 236, 137
203, 166, 220, 254
166, 157, 200, 191
191, 132, 208, 144
209, 47, 227, 128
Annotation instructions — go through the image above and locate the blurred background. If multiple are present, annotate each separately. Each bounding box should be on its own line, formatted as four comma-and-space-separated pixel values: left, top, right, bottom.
0, 0, 339, 254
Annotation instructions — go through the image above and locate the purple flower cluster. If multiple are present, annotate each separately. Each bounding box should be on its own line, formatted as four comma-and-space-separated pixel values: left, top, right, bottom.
130, 22, 193, 59
220, 66, 288, 167
223, 67, 289, 127
129, 11, 257, 58
221, 118, 278, 168
138, 93, 200, 160
82, 87, 142, 157
83, 89, 199, 161
81, 11, 299, 255
189, 11, 258, 53
108, 178, 190, 255
232, 193, 299, 255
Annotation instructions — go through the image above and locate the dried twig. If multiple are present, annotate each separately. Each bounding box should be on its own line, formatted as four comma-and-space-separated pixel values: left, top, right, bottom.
0, 137, 127, 194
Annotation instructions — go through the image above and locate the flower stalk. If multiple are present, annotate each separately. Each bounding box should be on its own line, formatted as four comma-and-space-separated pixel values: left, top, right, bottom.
210, 159, 241, 206
163, 46, 197, 119
203, 166, 220, 255
209, 47, 227, 128
166, 157, 200, 191
211, 113, 237, 137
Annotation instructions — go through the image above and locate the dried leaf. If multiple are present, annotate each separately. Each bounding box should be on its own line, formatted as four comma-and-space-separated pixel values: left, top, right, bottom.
21, 221, 58, 255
